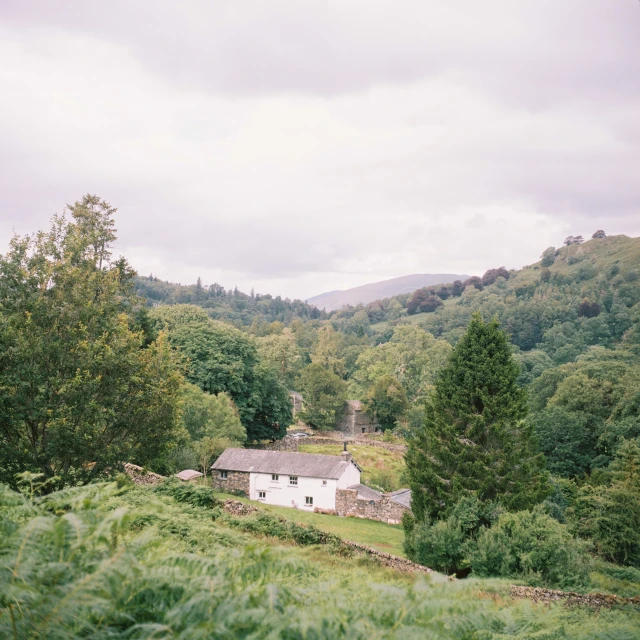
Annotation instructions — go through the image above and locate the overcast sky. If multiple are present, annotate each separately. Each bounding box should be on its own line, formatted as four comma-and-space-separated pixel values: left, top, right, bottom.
1, 1, 639, 300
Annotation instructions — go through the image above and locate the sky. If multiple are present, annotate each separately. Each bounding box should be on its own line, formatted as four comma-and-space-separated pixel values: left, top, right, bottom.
1, 1, 639, 301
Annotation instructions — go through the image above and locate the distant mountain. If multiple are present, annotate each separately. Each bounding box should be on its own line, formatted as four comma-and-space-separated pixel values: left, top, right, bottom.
306, 273, 470, 311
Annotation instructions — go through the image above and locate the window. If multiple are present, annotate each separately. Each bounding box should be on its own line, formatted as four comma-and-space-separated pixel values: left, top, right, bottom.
322, 480, 327, 486
289, 476, 298, 486
271, 474, 279, 481
219, 470, 228, 479
258, 491, 266, 499
361, 427, 366, 433
305, 496, 313, 506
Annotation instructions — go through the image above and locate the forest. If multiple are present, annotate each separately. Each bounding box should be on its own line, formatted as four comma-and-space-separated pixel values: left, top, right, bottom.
1, 197, 640, 637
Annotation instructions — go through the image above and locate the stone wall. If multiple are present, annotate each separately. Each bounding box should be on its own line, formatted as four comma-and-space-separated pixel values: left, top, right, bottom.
211, 470, 250, 496
123, 463, 165, 486
509, 586, 640, 609
250, 434, 407, 454
335, 488, 409, 524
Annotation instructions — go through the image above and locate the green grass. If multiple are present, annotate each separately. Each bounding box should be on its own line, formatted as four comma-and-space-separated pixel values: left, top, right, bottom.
299, 442, 407, 491
217, 491, 406, 557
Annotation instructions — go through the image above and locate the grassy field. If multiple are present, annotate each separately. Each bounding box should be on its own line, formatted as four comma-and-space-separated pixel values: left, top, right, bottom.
298, 441, 407, 491
217, 490, 406, 556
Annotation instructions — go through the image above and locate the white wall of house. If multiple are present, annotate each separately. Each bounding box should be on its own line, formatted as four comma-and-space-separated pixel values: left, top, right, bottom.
337, 461, 361, 489
249, 460, 361, 511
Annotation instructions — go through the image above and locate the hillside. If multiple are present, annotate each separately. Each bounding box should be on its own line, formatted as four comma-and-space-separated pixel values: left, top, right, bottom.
306, 273, 470, 311
3, 480, 639, 638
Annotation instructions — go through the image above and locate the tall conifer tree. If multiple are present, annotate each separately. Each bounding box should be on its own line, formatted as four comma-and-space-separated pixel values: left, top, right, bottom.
406, 313, 549, 520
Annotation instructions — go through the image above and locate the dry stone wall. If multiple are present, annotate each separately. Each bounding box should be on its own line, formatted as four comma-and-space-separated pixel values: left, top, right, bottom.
123, 463, 165, 486
335, 488, 409, 524
509, 586, 640, 609
211, 470, 250, 496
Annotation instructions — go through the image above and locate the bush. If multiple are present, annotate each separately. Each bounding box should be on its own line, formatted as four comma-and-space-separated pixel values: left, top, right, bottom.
227, 511, 342, 546
403, 497, 500, 575
154, 478, 219, 508
470, 507, 590, 588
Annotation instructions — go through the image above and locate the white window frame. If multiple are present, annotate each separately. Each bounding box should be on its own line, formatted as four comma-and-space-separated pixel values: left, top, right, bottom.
258, 491, 266, 499
219, 470, 228, 479
322, 480, 327, 487
271, 474, 279, 481
305, 496, 313, 506
289, 476, 298, 486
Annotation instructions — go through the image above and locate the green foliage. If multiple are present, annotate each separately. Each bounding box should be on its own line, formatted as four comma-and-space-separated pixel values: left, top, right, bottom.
154, 477, 219, 508
0, 196, 184, 488
226, 510, 343, 546
404, 497, 500, 575
256, 328, 302, 387
296, 363, 348, 430
571, 440, 640, 567
180, 382, 245, 442
152, 305, 292, 441
406, 313, 549, 520
364, 374, 408, 431
470, 507, 591, 588
1, 482, 639, 638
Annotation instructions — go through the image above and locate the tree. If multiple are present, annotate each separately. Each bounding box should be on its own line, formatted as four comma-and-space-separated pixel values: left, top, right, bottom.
296, 363, 347, 431
407, 288, 429, 314
540, 247, 556, 267
571, 440, 640, 567
451, 280, 464, 297
482, 267, 510, 287
0, 195, 184, 488
578, 298, 601, 318
464, 276, 484, 291
180, 383, 245, 442
310, 325, 345, 376
151, 305, 291, 442
256, 329, 302, 387
364, 375, 408, 431
592, 230, 606, 239
419, 295, 443, 313
405, 313, 549, 521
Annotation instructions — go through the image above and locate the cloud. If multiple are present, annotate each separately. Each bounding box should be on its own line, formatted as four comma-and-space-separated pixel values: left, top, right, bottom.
0, 2, 638, 300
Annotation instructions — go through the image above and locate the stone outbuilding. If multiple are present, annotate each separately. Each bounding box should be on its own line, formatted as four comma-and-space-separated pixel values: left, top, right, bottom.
175, 469, 204, 482
336, 400, 380, 435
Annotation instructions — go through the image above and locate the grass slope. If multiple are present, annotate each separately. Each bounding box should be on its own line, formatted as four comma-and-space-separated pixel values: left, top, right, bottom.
217, 490, 406, 556
298, 442, 407, 492
3, 481, 640, 638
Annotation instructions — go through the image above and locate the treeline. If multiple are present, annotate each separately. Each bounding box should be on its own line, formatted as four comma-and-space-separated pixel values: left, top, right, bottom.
135, 275, 326, 327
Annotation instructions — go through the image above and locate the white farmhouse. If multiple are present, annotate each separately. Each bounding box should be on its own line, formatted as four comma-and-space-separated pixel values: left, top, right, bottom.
210, 447, 362, 511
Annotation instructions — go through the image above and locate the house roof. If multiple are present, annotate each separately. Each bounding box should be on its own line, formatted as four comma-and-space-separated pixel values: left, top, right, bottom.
175, 469, 203, 481
387, 488, 412, 509
211, 448, 361, 479
347, 484, 382, 502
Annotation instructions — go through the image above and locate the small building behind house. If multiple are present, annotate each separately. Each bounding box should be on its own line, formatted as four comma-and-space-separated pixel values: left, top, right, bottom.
175, 469, 204, 482
336, 400, 380, 435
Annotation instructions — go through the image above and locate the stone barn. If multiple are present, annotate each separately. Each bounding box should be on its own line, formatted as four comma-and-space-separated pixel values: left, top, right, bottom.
336, 400, 380, 435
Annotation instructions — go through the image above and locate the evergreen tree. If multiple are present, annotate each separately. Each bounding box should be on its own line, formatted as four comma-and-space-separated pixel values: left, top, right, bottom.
406, 313, 549, 520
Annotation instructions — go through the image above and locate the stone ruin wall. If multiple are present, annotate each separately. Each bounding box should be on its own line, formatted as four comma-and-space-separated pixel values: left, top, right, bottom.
335, 488, 409, 524
210, 470, 250, 496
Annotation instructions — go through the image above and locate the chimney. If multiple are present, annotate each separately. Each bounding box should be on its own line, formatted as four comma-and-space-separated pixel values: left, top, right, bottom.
341, 441, 352, 463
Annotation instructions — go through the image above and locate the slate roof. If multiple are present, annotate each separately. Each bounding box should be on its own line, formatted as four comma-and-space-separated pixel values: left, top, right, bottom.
387, 488, 412, 509
175, 469, 203, 481
211, 448, 360, 479
347, 484, 382, 502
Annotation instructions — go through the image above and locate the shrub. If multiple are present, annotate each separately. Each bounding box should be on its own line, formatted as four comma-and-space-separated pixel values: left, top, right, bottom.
403, 497, 500, 575
470, 507, 590, 588
154, 477, 219, 508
